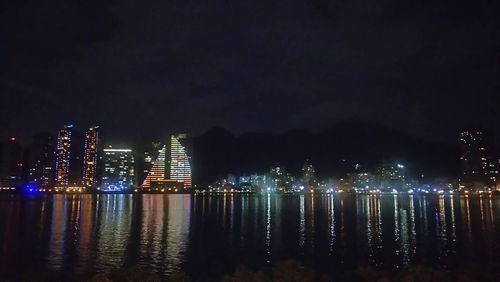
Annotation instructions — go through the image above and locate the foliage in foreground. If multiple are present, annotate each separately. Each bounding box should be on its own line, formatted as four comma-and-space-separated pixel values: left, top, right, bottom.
3, 260, 499, 282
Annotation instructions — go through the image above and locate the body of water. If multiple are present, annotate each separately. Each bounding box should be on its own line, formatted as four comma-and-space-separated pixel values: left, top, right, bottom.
0, 194, 498, 279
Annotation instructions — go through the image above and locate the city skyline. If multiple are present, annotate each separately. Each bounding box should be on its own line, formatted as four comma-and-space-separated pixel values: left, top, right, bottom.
1, 123, 499, 193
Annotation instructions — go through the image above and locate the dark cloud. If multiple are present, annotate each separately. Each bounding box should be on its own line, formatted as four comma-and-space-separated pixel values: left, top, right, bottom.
1, 0, 499, 143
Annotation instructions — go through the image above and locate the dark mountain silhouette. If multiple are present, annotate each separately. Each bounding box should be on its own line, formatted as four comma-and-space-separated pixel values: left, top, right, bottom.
192, 121, 459, 185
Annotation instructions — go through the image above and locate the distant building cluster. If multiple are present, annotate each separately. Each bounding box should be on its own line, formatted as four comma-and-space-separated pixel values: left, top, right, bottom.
202, 159, 457, 195
0, 126, 192, 193
200, 130, 500, 195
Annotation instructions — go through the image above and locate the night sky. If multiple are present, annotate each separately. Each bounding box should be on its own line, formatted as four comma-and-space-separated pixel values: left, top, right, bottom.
1, 0, 499, 144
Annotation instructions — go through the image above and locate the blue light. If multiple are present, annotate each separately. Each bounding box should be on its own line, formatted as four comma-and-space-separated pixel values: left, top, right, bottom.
24, 183, 39, 194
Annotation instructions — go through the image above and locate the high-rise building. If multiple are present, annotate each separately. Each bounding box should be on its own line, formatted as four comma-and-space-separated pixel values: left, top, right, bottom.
141, 134, 192, 191
55, 125, 73, 188
142, 145, 166, 190
83, 126, 101, 188
169, 134, 192, 188
459, 130, 496, 191
101, 147, 135, 191
0, 137, 23, 191
28, 133, 55, 190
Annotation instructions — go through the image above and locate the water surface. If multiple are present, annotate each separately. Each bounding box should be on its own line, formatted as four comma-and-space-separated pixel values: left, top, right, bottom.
0, 194, 498, 279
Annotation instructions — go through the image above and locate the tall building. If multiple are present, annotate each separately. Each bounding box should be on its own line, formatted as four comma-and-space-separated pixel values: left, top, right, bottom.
142, 145, 166, 189
169, 134, 192, 188
54, 125, 73, 188
101, 147, 135, 191
28, 133, 55, 190
459, 130, 496, 191
141, 134, 193, 191
0, 137, 23, 191
82, 126, 101, 188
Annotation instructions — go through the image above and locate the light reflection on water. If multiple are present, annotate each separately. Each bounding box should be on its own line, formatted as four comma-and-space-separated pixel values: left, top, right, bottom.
0, 194, 498, 278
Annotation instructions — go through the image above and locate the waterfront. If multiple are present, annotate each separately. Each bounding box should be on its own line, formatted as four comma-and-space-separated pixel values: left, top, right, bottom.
0, 194, 498, 280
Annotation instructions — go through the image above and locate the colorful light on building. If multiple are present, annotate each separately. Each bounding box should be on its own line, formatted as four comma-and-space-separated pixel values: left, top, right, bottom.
170, 134, 192, 188
54, 125, 72, 187
83, 126, 100, 188
142, 145, 166, 189
101, 147, 135, 191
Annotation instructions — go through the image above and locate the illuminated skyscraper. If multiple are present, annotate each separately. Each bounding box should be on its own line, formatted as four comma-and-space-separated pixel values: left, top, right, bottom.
101, 147, 135, 191
169, 134, 192, 188
142, 145, 166, 190
83, 126, 100, 188
141, 135, 192, 191
54, 125, 73, 187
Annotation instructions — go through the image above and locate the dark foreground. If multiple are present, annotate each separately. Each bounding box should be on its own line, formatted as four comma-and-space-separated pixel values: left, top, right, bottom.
3, 260, 499, 281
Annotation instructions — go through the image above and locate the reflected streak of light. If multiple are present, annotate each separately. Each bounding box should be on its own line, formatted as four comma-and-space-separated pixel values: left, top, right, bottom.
229, 193, 235, 246
78, 196, 93, 270
465, 195, 471, 238
328, 195, 335, 255
436, 195, 447, 263
400, 209, 409, 266
422, 197, 428, 236
299, 195, 305, 248
450, 196, 456, 241
165, 195, 191, 274
240, 195, 248, 248
340, 199, 345, 238
368, 194, 383, 267
265, 193, 271, 263
95, 195, 131, 270
366, 196, 373, 262
394, 195, 400, 243
488, 196, 494, 229
479, 196, 485, 231
48, 196, 66, 269
409, 195, 416, 257
438, 196, 447, 241
223, 193, 227, 229
140, 195, 164, 261
310, 193, 315, 251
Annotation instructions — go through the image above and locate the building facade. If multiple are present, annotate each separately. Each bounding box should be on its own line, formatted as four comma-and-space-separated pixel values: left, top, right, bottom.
169, 134, 192, 188
101, 148, 135, 191
82, 126, 101, 189
142, 145, 166, 190
141, 134, 193, 192
54, 125, 73, 188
